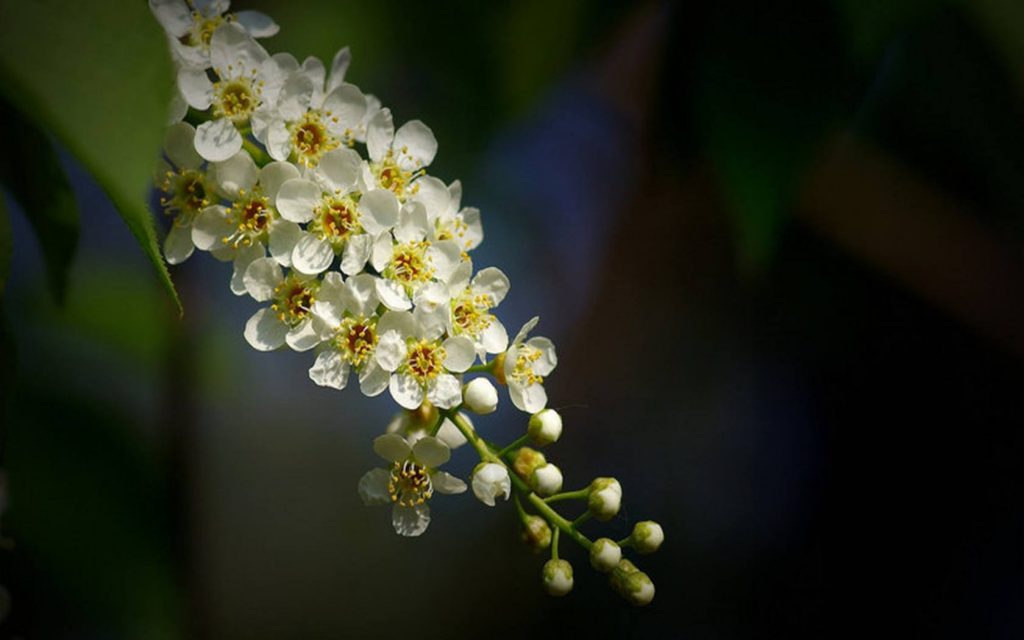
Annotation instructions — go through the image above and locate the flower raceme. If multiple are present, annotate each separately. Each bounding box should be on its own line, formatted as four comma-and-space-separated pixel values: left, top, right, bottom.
151, 0, 661, 605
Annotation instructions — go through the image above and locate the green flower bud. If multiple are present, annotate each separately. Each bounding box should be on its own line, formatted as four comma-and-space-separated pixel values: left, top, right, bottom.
521, 515, 552, 551
527, 409, 562, 446
631, 520, 664, 554
589, 538, 622, 572
512, 447, 547, 481
609, 559, 655, 605
587, 477, 622, 521
542, 559, 573, 597
530, 463, 563, 497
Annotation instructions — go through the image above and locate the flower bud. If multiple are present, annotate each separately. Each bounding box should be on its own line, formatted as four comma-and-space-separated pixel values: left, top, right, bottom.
512, 447, 546, 481
589, 538, 622, 572
631, 520, 664, 554
471, 462, 511, 507
530, 463, 563, 496
617, 571, 655, 606
527, 409, 562, 446
463, 378, 498, 415
587, 477, 622, 521
542, 559, 573, 596
520, 515, 552, 551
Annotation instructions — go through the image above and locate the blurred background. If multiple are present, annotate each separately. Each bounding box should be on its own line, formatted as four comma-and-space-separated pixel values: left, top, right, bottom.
2, 0, 1024, 637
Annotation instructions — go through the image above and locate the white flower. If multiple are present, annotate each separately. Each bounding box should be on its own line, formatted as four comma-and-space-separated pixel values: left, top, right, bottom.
370, 203, 461, 311
542, 559, 573, 597
358, 433, 466, 537
192, 153, 302, 294
373, 312, 476, 410
242, 259, 324, 352
589, 538, 622, 573
528, 409, 562, 446
471, 462, 510, 507
530, 463, 563, 497
253, 49, 367, 168
177, 23, 286, 161
306, 272, 390, 395
363, 108, 437, 201
415, 260, 509, 357
411, 177, 483, 256
631, 521, 664, 555
275, 148, 399, 276
384, 409, 469, 451
503, 317, 557, 413
150, 0, 279, 70
156, 122, 209, 265
587, 477, 622, 521
462, 378, 498, 415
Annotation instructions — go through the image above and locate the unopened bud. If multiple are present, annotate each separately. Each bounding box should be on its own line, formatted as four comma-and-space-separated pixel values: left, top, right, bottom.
463, 378, 498, 414
512, 447, 546, 481
471, 462, 511, 507
521, 515, 552, 551
589, 538, 622, 572
527, 409, 562, 446
530, 463, 563, 496
542, 559, 573, 596
587, 477, 622, 521
618, 571, 655, 606
631, 520, 664, 554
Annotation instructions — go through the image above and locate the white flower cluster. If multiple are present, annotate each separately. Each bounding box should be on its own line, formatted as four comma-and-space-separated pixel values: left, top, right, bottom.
151, 0, 658, 605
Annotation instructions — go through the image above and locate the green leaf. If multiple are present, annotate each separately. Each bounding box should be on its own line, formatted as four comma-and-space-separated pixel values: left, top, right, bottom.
0, 0, 180, 312
0, 98, 78, 302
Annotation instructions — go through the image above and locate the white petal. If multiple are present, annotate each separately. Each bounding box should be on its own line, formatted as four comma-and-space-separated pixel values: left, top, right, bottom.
299, 56, 326, 104
441, 336, 475, 372
166, 89, 188, 126
479, 320, 509, 354
325, 46, 351, 94
234, 10, 279, 38
322, 83, 366, 132
430, 471, 467, 495
471, 267, 510, 306
265, 119, 292, 161
460, 207, 483, 250
375, 278, 411, 311
513, 317, 540, 346
318, 147, 361, 191
528, 337, 558, 376
244, 308, 288, 351
395, 202, 429, 243
268, 219, 301, 266
276, 178, 321, 223
427, 374, 462, 410
244, 256, 283, 301
340, 234, 372, 276
163, 122, 202, 170
374, 330, 407, 372
285, 317, 322, 351
212, 150, 258, 198
370, 232, 393, 273
412, 436, 450, 468
366, 107, 394, 163
210, 22, 268, 78
341, 273, 378, 316
177, 67, 213, 110
393, 120, 437, 170
192, 205, 232, 251
194, 118, 243, 163
309, 349, 349, 389
357, 468, 391, 506
445, 260, 472, 293
291, 233, 334, 275
392, 504, 430, 537
411, 176, 450, 221
373, 433, 411, 463
389, 373, 425, 410
277, 71, 314, 121
149, 0, 191, 37
163, 223, 195, 265
230, 243, 265, 295
427, 240, 461, 283
358, 361, 390, 397
376, 310, 417, 338
359, 189, 400, 235
437, 415, 469, 449
260, 161, 301, 202
510, 381, 547, 414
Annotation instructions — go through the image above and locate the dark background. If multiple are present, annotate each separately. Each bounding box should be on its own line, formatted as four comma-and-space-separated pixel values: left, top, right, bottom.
2, 0, 1024, 637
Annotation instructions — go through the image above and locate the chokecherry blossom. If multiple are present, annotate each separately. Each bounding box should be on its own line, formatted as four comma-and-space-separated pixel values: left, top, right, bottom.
156, 122, 208, 264
502, 317, 557, 413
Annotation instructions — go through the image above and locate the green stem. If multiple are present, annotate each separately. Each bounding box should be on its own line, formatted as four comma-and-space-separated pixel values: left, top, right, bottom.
543, 489, 590, 504
552, 527, 561, 560
573, 512, 592, 528
444, 410, 593, 551
496, 434, 530, 458
242, 137, 271, 166
465, 362, 494, 374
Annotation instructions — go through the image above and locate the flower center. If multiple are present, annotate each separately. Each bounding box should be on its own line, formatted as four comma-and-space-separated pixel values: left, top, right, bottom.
451, 292, 495, 337
271, 276, 318, 326
214, 78, 258, 121
311, 195, 361, 246
436, 216, 470, 246
510, 345, 544, 387
388, 460, 433, 507
388, 241, 433, 286
160, 169, 209, 223
289, 111, 339, 167
335, 316, 377, 367
185, 13, 225, 48
223, 192, 274, 248
404, 339, 446, 383
371, 152, 422, 201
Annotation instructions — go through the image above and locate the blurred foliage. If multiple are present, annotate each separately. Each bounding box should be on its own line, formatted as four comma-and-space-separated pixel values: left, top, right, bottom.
0, 98, 78, 302
0, 194, 9, 294
834, 0, 946, 64
0, 0, 178, 311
